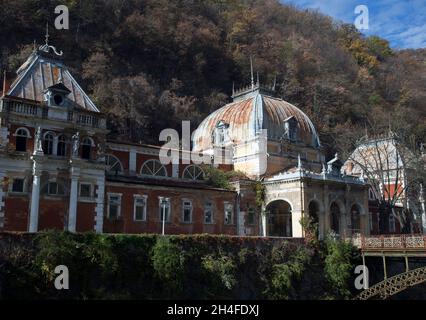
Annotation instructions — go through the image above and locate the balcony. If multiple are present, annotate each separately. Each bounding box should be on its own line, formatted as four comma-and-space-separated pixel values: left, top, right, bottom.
352, 234, 426, 251
0, 96, 106, 129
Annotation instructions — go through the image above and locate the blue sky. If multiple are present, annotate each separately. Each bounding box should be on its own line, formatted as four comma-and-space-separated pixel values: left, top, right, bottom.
282, 0, 426, 49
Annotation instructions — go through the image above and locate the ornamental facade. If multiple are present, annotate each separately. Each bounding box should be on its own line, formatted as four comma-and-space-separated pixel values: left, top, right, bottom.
0, 41, 371, 239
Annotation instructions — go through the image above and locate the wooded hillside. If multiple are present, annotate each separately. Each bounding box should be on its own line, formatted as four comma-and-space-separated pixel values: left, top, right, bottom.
1, 0, 425, 158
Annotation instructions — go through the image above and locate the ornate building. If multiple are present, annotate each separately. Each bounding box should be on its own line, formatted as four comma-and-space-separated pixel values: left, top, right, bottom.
0, 40, 370, 239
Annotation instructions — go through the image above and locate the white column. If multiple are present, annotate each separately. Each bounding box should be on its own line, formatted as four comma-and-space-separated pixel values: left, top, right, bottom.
129, 149, 136, 174
68, 168, 80, 232
292, 210, 303, 237
94, 179, 105, 233
29, 165, 41, 232
172, 163, 179, 178
261, 206, 267, 237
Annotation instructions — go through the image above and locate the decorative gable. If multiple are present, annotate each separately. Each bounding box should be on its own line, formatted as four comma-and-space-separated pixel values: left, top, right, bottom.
7, 49, 99, 113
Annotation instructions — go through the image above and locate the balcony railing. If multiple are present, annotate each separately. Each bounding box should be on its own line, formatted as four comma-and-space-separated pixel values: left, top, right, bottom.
352, 234, 426, 250
1, 97, 105, 129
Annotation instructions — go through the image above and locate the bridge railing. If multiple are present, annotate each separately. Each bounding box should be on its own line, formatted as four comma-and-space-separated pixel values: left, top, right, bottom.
351, 234, 426, 250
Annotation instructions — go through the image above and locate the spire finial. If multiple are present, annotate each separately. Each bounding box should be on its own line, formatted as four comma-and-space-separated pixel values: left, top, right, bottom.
232, 81, 235, 96
298, 153, 302, 169
272, 74, 276, 91
250, 56, 254, 90
256, 71, 259, 86
45, 22, 49, 46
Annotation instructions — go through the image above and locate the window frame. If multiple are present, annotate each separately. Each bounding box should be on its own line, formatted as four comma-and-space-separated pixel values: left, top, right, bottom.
57, 135, 67, 157
247, 207, 256, 225
204, 201, 214, 224
182, 165, 204, 181
182, 199, 193, 223
105, 154, 124, 174
43, 132, 55, 155
46, 181, 65, 196
79, 183, 93, 199
141, 159, 168, 177
158, 197, 171, 223
81, 137, 93, 160
133, 194, 148, 222
389, 214, 396, 233
107, 193, 122, 220
224, 202, 234, 225
10, 177, 26, 194
14, 127, 31, 152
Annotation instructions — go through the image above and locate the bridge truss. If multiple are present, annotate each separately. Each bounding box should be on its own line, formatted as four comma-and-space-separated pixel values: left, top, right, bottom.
356, 266, 426, 300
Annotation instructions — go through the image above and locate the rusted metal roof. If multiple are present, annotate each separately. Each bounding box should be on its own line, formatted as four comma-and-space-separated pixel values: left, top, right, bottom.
192, 90, 320, 151
6, 50, 99, 113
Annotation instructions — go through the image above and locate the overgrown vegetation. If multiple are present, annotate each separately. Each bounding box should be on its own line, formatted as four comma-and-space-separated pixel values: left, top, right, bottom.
202, 166, 246, 190
0, 231, 360, 300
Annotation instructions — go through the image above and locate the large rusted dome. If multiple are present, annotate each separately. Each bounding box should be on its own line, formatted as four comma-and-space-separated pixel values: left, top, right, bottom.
192, 88, 320, 152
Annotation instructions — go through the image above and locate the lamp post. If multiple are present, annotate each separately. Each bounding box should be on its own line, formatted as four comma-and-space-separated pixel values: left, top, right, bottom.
160, 197, 169, 236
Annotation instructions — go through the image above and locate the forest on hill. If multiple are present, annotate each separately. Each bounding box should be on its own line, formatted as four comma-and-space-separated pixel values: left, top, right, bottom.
1, 0, 425, 158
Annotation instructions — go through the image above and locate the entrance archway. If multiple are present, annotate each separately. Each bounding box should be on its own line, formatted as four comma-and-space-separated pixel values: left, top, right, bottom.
265, 200, 292, 237
330, 202, 341, 234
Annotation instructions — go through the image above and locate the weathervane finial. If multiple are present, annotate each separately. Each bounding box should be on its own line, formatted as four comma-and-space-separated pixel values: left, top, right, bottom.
38, 23, 63, 57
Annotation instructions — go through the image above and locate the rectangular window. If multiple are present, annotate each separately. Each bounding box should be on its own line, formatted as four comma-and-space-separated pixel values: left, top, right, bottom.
182, 200, 192, 223
108, 194, 122, 219
389, 215, 396, 233
48, 182, 58, 195
247, 207, 256, 225
224, 202, 234, 225
159, 197, 171, 222
47, 182, 64, 196
11, 178, 25, 193
134, 195, 147, 221
369, 212, 373, 232
79, 183, 92, 198
204, 202, 213, 224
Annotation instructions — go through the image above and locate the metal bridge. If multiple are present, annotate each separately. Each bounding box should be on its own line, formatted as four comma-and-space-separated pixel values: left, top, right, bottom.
355, 266, 426, 300
352, 234, 426, 300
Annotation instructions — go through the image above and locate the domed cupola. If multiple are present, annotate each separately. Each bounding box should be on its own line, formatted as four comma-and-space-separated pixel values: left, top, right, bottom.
192, 77, 321, 153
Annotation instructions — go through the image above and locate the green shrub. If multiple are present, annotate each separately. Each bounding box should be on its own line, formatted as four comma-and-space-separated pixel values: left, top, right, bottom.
202, 253, 237, 293
151, 237, 185, 297
268, 246, 311, 299
323, 235, 359, 299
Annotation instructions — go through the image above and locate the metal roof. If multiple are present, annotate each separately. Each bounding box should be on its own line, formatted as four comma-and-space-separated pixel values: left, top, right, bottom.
6, 49, 99, 113
192, 89, 321, 151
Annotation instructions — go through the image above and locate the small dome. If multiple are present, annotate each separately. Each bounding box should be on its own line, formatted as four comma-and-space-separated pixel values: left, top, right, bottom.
192, 89, 320, 151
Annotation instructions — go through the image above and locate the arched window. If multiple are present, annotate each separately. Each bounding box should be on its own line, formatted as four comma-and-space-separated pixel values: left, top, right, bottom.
351, 204, 361, 234
43, 133, 54, 155
213, 120, 229, 146
330, 202, 340, 235
182, 165, 204, 180
15, 128, 30, 152
57, 135, 67, 157
141, 159, 167, 177
105, 154, 123, 174
81, 137, 93, 160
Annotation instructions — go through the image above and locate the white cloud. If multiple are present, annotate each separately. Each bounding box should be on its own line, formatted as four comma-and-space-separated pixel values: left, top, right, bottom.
282, 0, 426, 49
